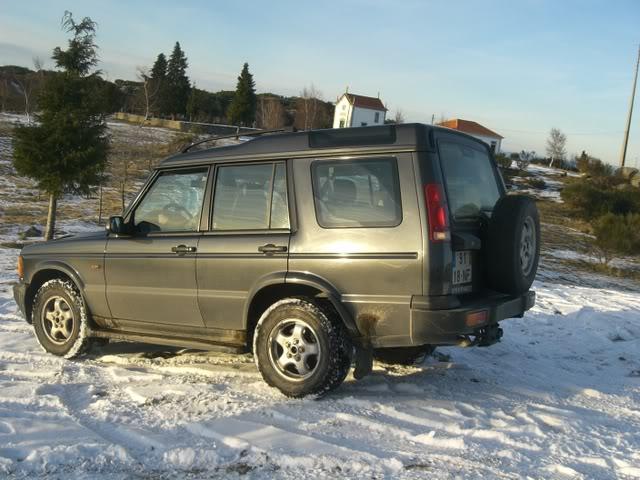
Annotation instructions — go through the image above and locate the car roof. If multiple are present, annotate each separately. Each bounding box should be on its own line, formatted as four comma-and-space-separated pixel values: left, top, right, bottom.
158, 123, 485, 168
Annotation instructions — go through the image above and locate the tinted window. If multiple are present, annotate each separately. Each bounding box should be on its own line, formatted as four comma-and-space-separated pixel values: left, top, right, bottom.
134, 168, 208, 233
439, 141, 501, 219
312, 158, 402, 228
212, 163, 289, 230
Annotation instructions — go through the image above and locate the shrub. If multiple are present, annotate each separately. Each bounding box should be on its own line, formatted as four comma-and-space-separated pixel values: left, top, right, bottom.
561, 180, 640, 220
495, 153, 512, 169
516, 150, 535, 171
592, 213, 640, 265
526, 178, 546, 189
575, 151, 614, 177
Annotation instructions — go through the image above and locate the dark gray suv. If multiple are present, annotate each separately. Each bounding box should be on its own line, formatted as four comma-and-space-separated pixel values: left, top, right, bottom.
13, 124, 539, 397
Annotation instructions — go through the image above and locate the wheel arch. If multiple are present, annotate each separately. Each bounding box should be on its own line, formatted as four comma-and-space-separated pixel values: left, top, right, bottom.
24, 262, 85, 324
244, 271, 360, 349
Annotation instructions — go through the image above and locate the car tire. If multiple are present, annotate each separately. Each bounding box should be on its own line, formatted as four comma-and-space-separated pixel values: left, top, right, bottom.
374, 345, 435, 366
32, 279, 94, 359
253, 297, 352, 398
486, 195, 540, 295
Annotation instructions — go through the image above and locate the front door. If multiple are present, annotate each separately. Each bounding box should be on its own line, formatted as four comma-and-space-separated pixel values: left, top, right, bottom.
197, 161, 291, 334
105, 167, 209, 327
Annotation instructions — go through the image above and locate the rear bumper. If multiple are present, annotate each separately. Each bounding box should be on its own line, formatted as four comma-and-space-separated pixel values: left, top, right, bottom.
12, 282, 29, 321
411, 290, 535, 345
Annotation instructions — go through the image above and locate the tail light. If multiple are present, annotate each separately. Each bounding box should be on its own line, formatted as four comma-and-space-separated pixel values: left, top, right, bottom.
17, 255, 24, 279
425, 184, 450, 242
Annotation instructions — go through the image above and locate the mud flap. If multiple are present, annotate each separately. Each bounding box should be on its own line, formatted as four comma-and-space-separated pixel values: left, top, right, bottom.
353, 345, 373, 379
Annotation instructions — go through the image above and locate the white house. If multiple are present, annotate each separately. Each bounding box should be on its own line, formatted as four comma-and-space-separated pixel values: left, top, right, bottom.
333, 92, 387, 128
437, 119, 504, 153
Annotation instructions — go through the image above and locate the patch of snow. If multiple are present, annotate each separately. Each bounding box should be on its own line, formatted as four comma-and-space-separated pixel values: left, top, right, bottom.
1, 242, 639, 478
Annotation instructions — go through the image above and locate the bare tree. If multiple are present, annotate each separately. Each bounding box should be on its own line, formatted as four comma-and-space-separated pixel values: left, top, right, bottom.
437, 113, 449, 124
297, 84, 322, 130
13, 73, 37, 124
136, 65, 161, 121
33, 56, 46, 82
258, 95, 285, 129
393, 108, 405, 124
516, 150, 535, 171
546, 127, 567, 167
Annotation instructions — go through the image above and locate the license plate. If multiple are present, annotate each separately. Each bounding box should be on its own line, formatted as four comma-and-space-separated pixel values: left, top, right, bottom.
452, 251, 472, 285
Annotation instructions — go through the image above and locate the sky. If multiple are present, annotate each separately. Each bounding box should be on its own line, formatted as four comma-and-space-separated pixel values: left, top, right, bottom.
1, 0, 639, 166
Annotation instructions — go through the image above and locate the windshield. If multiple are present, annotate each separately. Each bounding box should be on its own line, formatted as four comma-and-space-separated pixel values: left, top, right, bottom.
439, 141, 501, 219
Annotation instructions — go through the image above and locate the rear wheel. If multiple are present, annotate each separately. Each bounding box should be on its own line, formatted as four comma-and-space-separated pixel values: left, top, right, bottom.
32, 279, 94, 358
374, 345, 435, 366
486, 195, 540, 295
253, 297, 352, 398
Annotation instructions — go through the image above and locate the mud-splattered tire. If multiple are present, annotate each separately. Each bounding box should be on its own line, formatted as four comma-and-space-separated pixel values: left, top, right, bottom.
253, 297, 352, 398
374, 345, 435, 366
32, 279, 94, 359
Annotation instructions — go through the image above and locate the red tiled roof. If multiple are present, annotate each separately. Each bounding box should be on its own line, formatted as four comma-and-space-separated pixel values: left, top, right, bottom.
342, 93, 387, 111
437, 119, 503, 139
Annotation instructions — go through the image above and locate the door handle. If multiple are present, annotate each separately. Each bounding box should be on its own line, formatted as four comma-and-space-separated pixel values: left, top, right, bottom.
258, 244, 288, 254
171, 244, 197, 255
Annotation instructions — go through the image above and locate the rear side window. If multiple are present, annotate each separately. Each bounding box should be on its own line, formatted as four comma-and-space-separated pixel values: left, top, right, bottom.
212, 162, 289, 230
312, 157, 402, 228
439, 141, 501, 219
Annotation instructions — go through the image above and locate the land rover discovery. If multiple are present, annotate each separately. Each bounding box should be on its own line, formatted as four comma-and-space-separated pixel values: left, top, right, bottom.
13, 124, 539, 397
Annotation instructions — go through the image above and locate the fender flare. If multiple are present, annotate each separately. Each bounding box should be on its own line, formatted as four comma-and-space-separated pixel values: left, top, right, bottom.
27, 260, 86, 292
242, 271, 288, 327
285, 271, 361, 339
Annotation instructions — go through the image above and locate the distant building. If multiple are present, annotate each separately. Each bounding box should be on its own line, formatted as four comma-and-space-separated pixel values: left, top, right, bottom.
437, 118, 504, 153
333, 91, 387, 128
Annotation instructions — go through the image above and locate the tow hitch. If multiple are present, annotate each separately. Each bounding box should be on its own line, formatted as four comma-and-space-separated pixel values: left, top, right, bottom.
457, 323, 503, 348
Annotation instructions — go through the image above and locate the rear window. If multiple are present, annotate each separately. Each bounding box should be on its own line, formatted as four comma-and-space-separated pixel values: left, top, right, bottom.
312, 157, 402, 228
439, 141, 501, 219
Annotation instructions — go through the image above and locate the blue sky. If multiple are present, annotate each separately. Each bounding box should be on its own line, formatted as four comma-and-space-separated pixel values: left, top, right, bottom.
1, 0, 638, 165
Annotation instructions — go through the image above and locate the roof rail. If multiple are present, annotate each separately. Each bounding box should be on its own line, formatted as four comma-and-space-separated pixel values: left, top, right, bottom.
179, 126, 296, 153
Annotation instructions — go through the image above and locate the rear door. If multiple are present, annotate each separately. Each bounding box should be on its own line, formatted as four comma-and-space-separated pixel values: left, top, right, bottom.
289, 154, 423, 347
436, 132, 504, 294
196, 161, 291, 337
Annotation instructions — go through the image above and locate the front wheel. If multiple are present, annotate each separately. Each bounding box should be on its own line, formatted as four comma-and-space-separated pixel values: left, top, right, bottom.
253, 297, 352, 398
32, 279, 94, 358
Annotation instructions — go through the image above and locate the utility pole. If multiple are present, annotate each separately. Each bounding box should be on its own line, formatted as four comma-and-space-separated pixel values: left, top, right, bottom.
619, 44, 639, 168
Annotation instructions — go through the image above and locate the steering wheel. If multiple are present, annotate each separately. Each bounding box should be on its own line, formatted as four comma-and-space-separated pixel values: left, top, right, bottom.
162, 203, 194, 221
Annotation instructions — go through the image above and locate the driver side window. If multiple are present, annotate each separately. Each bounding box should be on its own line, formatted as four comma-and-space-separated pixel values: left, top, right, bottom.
133, 168, 208, 233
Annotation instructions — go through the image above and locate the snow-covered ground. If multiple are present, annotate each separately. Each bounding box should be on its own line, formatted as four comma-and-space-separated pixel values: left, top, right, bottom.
1, 243, 639, 479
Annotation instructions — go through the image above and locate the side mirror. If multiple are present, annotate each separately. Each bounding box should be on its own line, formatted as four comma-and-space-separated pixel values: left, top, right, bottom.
106, 216, 129, 235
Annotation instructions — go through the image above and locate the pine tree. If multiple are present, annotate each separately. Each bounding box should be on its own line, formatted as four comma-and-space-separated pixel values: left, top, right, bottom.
150, 53, 167, 81
149, 53, 167, 116
12, 11, 110, 240
227, 63, 256, 126
165, 42, 190, 117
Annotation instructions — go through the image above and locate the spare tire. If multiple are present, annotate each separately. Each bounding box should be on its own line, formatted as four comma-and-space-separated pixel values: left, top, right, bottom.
486, 195, 540, 295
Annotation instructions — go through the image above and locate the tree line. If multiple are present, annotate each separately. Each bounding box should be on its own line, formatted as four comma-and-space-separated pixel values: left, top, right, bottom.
1, 44, 335, 130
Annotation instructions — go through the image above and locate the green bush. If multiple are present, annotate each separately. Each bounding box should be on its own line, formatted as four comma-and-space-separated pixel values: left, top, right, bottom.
526, 178, 546, 189
593, 213, 640, 265
561, 181, 640, 220
575, 151, 614, 177
495, 153, 512, 169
